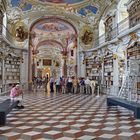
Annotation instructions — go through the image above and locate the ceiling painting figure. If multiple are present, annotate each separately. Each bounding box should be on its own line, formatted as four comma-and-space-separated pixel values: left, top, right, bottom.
36, 22, 69, 32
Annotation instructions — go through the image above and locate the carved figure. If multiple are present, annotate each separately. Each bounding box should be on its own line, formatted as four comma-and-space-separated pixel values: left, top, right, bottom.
16, 26, 28, 41
81, 30, 93, 45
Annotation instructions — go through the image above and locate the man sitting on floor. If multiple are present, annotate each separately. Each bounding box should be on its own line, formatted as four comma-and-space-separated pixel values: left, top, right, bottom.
10, 84, 24, 109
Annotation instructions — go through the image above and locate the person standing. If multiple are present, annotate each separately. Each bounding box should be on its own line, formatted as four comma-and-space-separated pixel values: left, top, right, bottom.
50, 76, 54, 92
61, 76, 66, 94
80, 78, 85, 94
73, 77, 78, 94
67, 77, 73, 93
90, 80, 96, 95
85, 77, 91, 94
55, 77, 61, 93
44, 75, 49, 92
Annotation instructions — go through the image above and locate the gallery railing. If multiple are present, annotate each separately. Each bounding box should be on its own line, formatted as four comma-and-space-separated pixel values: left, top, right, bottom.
97, 16, 140, 47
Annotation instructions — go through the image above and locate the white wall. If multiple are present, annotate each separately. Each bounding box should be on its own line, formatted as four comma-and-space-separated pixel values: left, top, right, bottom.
2, 13, 7, 36
117, 0, 129, 22
99, 19, 105, 36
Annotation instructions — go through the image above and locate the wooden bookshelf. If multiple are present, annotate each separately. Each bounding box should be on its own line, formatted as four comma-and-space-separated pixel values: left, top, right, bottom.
128, 0, 140, 28
85, 55, 102, 80
5, 55, 20, 87
103, 51, 113, 87
104, 16, 113, 41
127, 41, 140, 90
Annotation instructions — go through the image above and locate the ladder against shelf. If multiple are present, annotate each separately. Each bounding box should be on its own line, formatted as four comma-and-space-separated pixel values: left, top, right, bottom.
117, 41, 140, 102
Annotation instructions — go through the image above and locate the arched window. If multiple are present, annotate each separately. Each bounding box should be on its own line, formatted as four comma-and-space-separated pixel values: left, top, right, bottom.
99, 19, 105, 36
117, 0, 129, 23
99, 19, 105, 45
117, 0, 129, 34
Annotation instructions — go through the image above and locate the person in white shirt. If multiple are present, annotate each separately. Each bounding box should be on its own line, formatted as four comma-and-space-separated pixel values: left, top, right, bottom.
85, 77, 91, 94
90, 80, 96, 95
55, 77, 61, 93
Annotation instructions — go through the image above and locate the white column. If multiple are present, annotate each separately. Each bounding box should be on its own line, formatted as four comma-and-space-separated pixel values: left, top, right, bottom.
76, 37, 80, 77
79, 52, 86, 77
113, 58, 119, 86
101, 62, 104, 85
113, 57, 119, 95
34, 58, 37, 77
20, 51, 28, 89
2, 58, 5, 91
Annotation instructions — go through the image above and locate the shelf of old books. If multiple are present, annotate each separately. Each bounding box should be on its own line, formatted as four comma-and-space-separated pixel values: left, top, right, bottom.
118, 41, 140, 102
85, 54, 102, 80
5, 55, 20, 87
103, 51, 114, 87
127, 41, 140, 100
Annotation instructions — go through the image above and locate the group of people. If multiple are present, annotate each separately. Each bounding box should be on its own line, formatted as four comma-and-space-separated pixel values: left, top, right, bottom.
33, 75, 97, 94
9, 76, 97, 109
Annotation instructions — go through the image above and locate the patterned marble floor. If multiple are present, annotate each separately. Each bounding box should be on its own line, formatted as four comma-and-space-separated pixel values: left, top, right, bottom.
0, 92, 140, 140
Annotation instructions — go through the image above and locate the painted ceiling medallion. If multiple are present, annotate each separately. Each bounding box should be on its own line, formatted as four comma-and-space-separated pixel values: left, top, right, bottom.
38, 0, 84, 4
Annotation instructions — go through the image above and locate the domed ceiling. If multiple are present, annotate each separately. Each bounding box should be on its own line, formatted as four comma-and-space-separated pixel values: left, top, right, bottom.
38, 0, 84, 4
32, 18, 75, 33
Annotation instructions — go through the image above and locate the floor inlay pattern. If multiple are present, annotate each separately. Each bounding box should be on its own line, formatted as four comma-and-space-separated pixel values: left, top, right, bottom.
0, 93, 140, 140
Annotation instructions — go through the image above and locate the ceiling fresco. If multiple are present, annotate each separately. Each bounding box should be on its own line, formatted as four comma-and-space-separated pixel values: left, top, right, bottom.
35, 22, 69, 32
32, 18, 75, 33
11, 0, 32, 11
78, 5, 98, 16
31, 18, 76, 48
38, 0, 84, 4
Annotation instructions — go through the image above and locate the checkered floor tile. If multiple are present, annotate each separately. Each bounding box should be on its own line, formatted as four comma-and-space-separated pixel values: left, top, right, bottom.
0, 91, 140, 140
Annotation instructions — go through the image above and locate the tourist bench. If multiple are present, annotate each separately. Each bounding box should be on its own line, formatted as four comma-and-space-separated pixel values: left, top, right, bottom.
107, 97, 140, 119
0, 99, 19, 125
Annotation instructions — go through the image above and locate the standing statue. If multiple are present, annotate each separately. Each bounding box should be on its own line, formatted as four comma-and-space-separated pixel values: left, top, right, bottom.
16, 26, 27, 41
81, 30, 93, 45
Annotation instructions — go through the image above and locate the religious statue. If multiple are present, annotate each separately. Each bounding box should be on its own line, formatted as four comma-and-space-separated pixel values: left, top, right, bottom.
81, 30, 93, 45
16, 26, 28, 41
